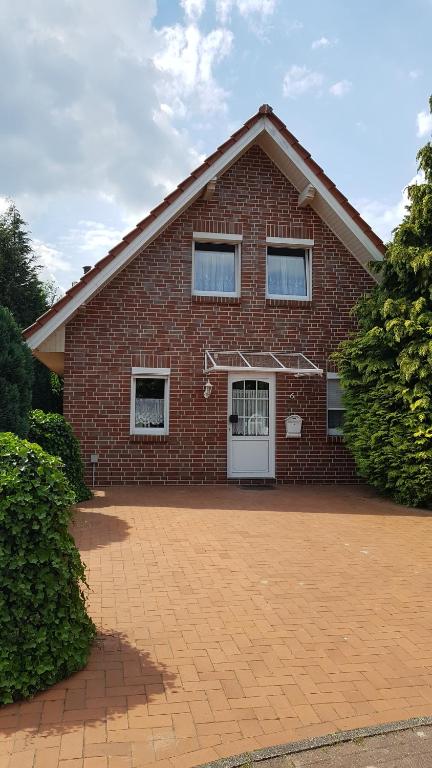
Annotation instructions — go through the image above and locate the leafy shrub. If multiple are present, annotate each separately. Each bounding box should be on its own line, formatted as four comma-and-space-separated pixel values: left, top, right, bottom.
0, 305, 33, 437
334, 104, 432, 507
32, 361, 63, 413
0, 433, 96, 704
28, 410, 91, 502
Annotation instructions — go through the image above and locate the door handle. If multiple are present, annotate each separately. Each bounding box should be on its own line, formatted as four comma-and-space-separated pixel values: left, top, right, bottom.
229, 414, 239, 424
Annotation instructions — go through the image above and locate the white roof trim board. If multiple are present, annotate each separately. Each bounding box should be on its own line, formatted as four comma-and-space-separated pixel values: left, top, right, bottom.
25, 113, 382, 352
260, 121, 383, 265
204, 351, 323, 376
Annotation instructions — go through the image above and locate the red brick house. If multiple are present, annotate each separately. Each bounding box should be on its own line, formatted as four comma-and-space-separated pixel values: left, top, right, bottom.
24, 105, 384, 485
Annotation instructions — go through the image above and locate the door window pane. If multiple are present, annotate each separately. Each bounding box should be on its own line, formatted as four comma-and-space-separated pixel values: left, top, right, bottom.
231, 380, 269, 436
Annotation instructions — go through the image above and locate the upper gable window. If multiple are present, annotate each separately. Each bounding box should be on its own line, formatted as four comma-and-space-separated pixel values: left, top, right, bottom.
193, 241, 240, 297
266, 246, 311, 300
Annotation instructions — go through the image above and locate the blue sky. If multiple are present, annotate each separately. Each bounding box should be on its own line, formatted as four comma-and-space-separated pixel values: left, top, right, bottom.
1, 0, 431, 293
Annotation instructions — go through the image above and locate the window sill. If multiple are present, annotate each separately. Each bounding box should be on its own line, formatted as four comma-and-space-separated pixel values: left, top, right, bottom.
129, 434, 169, 443
191, 295, 241, 306
266, 298, 313, 308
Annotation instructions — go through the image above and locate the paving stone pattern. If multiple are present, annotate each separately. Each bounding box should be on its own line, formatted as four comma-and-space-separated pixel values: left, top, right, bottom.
255, 725, 432, 767
1, 485, 432, 768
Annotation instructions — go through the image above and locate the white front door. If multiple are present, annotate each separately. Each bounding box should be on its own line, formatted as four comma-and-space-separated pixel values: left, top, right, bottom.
227, 373, 275, 478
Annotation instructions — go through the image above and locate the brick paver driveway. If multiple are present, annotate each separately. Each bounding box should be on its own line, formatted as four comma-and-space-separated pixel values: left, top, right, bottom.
2, 485, 432, 768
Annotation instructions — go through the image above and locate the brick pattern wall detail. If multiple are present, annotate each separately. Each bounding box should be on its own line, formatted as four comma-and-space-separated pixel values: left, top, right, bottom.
64, 145, 375, 485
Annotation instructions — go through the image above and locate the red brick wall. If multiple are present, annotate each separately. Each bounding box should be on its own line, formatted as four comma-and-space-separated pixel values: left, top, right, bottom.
64, 145, 375, 485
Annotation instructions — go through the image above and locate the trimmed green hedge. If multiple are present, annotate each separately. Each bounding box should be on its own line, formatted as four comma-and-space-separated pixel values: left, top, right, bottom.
28, 410, 91, 503
0, 433, 96, 704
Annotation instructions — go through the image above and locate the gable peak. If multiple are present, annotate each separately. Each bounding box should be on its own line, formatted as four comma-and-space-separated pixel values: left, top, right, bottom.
258, 103, 273, 115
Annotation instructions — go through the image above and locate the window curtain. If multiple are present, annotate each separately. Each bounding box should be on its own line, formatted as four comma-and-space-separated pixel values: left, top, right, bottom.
247, 389, 269, 435
232, 385, 269, 436
195, 249, 235, 292
135, 398, 164, 428
268, 254, 306, 296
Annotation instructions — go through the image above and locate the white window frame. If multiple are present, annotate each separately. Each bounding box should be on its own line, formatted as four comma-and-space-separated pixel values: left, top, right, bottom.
130, 367, 170, 435
327, 372, 344, 436
265, 241, 312, 301
192, 234, 242, 297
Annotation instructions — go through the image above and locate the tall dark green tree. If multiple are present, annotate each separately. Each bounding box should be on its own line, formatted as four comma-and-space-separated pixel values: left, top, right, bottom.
0, 203, 62, 412
0, 203, 47, 328
334, 98, 432, 507
0, 307, 33, 437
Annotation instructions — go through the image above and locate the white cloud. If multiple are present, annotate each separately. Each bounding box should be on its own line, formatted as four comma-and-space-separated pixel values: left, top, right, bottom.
236, 0, 275, 14
311, 36, 332, 49
215, 0, 231, 21
329, 79, 352, 97
0, 0, 240, 289
417, 110, 432, 137
61, 221, 127, 253
358, 198, 406, 243
33, 218, 132, 289
33, 239, 73, 274
0, 0, 230, 210
33, 221, 127, 286
357, 174, 423, 242
215, 0, 276, 23
180, 0, 206, 19
409, 69, 421, 79
33, 237, 73, 292
154, 23, 233, 114
282, 65, 323, 98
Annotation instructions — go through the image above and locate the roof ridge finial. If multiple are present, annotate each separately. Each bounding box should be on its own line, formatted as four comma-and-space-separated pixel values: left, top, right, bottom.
258, 103, 273, 115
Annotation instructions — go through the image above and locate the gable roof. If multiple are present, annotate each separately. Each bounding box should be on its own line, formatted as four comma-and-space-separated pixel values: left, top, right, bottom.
24, 104, 385, 351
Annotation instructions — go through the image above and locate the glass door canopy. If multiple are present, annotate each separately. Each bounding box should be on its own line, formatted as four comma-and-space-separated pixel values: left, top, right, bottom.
204, 351, 322, 376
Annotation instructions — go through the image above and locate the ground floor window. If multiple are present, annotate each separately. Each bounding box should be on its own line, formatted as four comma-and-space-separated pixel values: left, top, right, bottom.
130, 368, 170, 434
327, 373, 345, 435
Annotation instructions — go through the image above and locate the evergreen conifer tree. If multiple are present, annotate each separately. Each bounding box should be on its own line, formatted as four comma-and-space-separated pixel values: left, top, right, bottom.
0, 203, 47, 328
0, 307, 33, 437
0, 203, 62, 412
334, 98, 432, 507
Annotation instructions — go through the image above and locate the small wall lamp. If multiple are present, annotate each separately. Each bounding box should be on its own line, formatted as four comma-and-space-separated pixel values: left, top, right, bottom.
203, 379, 213, 399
